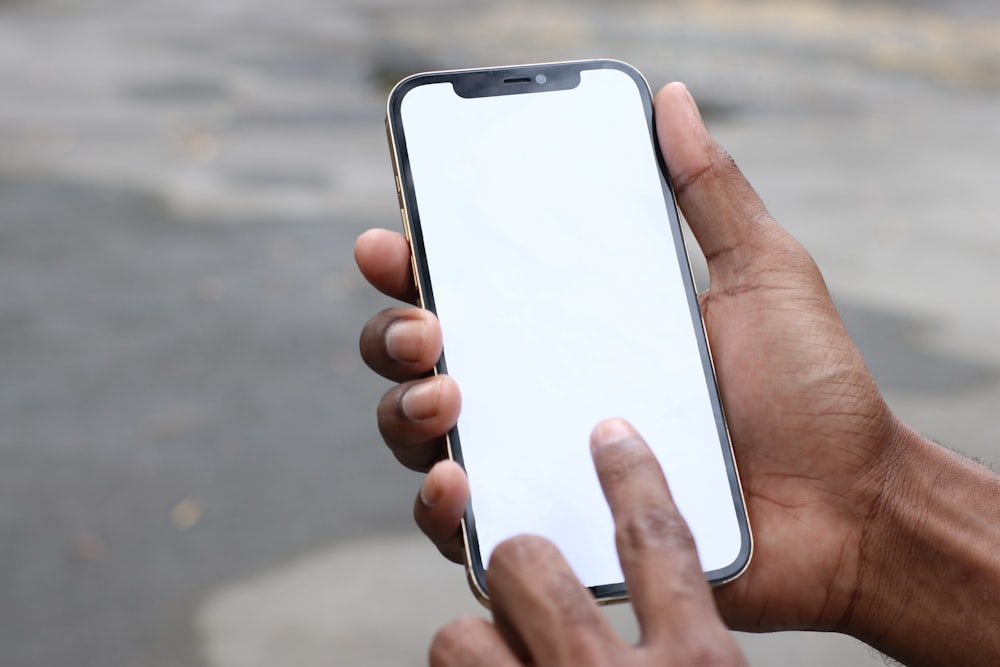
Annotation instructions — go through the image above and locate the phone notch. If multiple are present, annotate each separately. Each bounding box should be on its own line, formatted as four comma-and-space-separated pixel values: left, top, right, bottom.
453, 65, 580, 99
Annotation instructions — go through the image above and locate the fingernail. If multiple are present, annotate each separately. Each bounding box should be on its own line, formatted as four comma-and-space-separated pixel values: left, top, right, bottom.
386, 317, 427, 363
401, 378, 440, 421
591, 418, 637, 449
683, 88, 704, 122
419, 475, 441, 508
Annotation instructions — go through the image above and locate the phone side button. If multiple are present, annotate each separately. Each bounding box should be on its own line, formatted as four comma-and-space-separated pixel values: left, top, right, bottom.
410, 254, 424, 307
400, 208, 412, 241
398, 206, 419, 303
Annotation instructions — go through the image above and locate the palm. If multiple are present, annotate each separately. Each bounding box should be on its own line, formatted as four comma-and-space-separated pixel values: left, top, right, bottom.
700, 228, 894, 632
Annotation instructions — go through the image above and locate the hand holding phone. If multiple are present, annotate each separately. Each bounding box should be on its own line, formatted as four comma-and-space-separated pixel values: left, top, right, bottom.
359, 79, 921, 635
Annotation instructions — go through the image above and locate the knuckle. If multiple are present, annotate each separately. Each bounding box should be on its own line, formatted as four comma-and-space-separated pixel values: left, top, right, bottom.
616, 504, 695, 554
549, 571, 606, 630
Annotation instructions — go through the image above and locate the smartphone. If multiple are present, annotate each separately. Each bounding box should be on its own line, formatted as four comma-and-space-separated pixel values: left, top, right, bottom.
386, 60, 751, 604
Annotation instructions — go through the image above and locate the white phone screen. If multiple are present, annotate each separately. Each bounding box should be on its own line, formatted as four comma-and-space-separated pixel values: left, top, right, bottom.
395, 64, 746, 591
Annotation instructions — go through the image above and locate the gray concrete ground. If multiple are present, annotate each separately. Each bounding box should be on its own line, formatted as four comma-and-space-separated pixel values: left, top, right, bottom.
1, 1, 999, 665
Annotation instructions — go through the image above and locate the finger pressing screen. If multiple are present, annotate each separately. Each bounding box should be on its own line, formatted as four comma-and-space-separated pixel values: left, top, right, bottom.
590, 418, 721, 645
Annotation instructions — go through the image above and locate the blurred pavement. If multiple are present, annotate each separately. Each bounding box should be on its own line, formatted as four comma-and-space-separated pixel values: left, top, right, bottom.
1, 1, 999, 666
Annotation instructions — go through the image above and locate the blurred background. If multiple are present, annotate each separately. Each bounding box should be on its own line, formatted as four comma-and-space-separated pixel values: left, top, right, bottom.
1, 0, 999, 665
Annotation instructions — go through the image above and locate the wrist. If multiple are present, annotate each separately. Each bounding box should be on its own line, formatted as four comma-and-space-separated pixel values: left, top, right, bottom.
844, 421, 1000, 666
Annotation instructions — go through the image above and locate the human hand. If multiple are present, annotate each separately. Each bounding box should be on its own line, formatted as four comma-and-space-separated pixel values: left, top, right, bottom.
354, 226, 469, 560
650, 83, 903, 634
356, 82, 908, 635
429, 419, 748, 667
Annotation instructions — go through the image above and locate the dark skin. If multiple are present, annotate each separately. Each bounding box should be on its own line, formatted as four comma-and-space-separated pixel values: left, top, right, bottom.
429, 419, 748, 667
357, 83, 1000, 665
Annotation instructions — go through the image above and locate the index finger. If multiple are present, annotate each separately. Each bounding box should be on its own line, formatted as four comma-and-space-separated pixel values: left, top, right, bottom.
354, 228, 420, 304
590, 418, 722, 647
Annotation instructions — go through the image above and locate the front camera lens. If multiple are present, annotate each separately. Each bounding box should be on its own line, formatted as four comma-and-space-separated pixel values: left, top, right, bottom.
535, 74, 547, 84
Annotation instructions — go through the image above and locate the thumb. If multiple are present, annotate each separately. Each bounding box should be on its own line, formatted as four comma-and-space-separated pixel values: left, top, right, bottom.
654, 83, 779, 290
